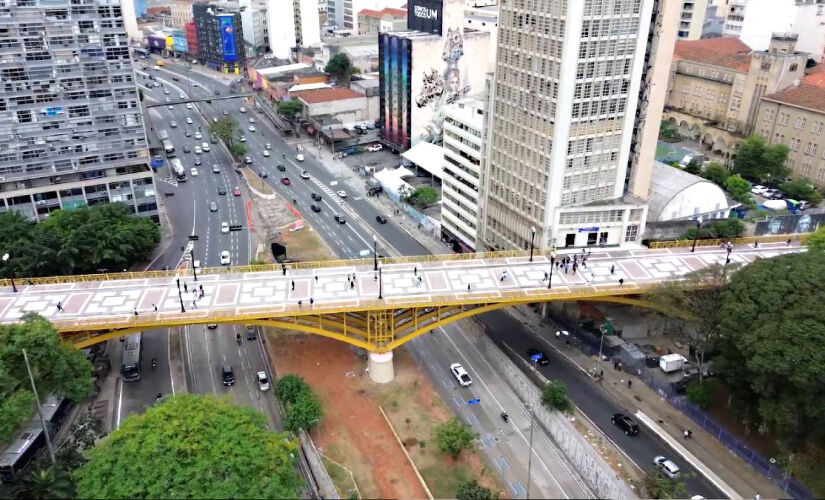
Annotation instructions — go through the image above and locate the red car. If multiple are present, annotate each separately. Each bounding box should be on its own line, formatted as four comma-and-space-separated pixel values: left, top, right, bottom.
281, 177, 291, 185
232, 186, 241, 196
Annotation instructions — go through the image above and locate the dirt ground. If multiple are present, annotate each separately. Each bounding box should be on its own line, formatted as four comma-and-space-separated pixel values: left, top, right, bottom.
266, 333, 502, 499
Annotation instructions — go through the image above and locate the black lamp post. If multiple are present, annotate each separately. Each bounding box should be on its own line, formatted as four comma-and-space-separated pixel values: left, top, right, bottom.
723, 244, 732, 277
190, 240, 198, 281
176, 278, 186, 313
548, 254, 555, 289
690, 216, 704, 253
2, 253, 17, 293
529, 226, 536, 262
373, 234, 378, 271
378, 265, 383, 300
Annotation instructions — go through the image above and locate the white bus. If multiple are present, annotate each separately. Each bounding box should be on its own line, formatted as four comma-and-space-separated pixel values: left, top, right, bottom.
170, 158, 186, 182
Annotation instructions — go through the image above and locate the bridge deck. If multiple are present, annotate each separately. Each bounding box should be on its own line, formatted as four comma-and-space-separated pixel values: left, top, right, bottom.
0, 243, 800, 334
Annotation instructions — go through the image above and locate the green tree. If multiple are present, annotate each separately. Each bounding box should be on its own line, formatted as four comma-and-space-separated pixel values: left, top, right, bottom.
641, 468, 689, 499
0, 314, 94, 442
74, 394, 303, 499
434, 418, 476, 458
807, 226, 825, 253
685, 379, 718, 409
285, 391, 323, 432
137, 87, 144, 102
683, 218, 745, 241
276, 373, 310, 405
456, 478, 496, 500
733, 135, 790, 183
724, 174, 754, 207
278, 100, 303, 120
12, 466, 75, 499
210, 115, 240, 148
685, 158, 702, 175
410, 186, 439, 207
541, 380, 571, 412
781, 178, 822, 205
229, 142, 247, 158
715, 251, 825, 447
324, 53, 358, 86
700, 161, 729, 186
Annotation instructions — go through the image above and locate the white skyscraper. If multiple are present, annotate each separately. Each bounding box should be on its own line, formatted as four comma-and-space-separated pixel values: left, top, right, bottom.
268, 0, 321, 59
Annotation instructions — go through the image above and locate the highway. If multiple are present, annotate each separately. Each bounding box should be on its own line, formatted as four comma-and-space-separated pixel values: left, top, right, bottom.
134, 58, 722, 499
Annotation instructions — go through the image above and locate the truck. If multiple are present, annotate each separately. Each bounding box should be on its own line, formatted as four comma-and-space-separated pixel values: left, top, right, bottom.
659, 353, 686, 373
158, 130, 169, 141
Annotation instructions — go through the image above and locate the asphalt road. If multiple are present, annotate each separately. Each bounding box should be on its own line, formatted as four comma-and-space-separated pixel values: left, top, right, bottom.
138, 60, 723, 498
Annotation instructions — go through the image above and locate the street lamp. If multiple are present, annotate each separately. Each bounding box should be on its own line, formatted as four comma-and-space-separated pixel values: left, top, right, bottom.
176, 278, 186, 313
690, 216, 704, 253
723, 244, 732, 278
547, 252, 555, 289
378, 265, 383, 300
525, 356, 538, 499
190, 239, 198, 281
373, 234, 378, 271
2, 253, 17, 293
529, 226, 536, 262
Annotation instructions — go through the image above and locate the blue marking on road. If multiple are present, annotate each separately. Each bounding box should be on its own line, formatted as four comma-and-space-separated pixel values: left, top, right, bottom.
513, 481, 526, 496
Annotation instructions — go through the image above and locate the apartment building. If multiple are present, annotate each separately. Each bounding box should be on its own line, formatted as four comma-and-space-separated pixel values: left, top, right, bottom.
678, 0, 708, 40
240, 0, 269, 55
441, 96, 485, 252
665, 34, 805, 159
357, 7, 406, 35
0, 0, 157, 222
193, 3, 247, 74
791, 0, 825, 62
171, 0, 193, 29
268, 0, 321, 59
720, 0, 798, 50
478, 0, 679, 251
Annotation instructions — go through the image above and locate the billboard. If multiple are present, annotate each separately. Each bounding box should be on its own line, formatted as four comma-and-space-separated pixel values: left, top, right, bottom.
755, 213, 825, 236
219, 16, 237, 62
407, 0, 443, 35
147, 36, 166, 50
172, 30, 188, 53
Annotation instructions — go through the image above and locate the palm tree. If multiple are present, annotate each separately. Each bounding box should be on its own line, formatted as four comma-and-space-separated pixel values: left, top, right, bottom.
13, 466, 75, 499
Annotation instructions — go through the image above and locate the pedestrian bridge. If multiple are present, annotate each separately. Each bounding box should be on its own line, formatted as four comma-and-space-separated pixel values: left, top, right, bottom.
0, 242, 802, 354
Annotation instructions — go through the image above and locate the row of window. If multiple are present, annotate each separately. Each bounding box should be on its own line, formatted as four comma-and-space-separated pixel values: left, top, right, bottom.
678, 84, 729, 103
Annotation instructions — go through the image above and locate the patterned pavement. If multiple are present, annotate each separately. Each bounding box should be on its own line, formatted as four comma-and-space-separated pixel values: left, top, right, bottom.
0, 242, 802, 329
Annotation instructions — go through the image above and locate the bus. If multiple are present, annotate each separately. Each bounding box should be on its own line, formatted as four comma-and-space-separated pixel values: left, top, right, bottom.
170, 158, 186, 182
121, 333, 143, 382
162, 139, 175, 157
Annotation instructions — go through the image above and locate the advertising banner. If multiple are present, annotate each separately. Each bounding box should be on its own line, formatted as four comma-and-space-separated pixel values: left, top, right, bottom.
219, 16, 237, 62
147, 36, 166, 50
754, 213, 825, 236
407, 0, 443, 35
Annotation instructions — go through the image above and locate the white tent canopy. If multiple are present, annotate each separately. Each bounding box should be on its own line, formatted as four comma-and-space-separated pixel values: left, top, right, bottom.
374, 166, 415, 197
401, 142, 444, 179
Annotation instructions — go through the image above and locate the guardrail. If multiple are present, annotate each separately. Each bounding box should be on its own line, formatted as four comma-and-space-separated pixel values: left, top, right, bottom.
648, 233, 808, 249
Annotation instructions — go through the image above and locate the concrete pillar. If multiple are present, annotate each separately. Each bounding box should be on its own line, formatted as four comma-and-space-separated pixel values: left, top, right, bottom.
368, 351, 394, 384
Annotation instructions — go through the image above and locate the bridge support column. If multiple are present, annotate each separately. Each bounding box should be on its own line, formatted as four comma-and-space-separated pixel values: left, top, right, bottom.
368, 351, 394, 384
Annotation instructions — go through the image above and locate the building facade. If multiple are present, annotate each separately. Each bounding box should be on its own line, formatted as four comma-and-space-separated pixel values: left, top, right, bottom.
478, 0, 678, 251
441, 96, 485, 251
268, 0, 321, 59
0, 0, 157, 222
240, 0, 269, 55
171, 0, 193, 29
791, 0, 825, 63
357, 7, 407, 35
665, 34, 806, 159
720, 0, 798, 50
193, 3, 247, 74
677, 0, 708, 40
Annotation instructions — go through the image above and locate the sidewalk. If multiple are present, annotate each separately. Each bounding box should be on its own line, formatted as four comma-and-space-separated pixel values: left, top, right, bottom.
507, 305, 785, 500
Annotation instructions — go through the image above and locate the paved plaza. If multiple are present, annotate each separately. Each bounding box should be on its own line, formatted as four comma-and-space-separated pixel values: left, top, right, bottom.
0, 242, 802, 331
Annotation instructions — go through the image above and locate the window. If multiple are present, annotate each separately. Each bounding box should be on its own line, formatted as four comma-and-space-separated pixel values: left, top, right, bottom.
763, 109, 775, 122
778, 113, 789, 125
806, 143, 817, 156
794, 117, 807, 129
624, 224, 639, 242
813, 121, 823, 135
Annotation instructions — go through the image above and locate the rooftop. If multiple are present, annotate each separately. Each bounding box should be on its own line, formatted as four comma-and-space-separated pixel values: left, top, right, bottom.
293, 87, 366, 104
673, 37, 752, 72
320, 34, 380, 47
358, 7, 407, 18
401, 142, 444, 178
762, 84, 825, 114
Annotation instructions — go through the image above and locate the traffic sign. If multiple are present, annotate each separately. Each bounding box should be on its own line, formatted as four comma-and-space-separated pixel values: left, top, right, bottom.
229, 225, 243, 232
188, 235, 199, 241
467, 398, 481, 406
530, 354, 543, 363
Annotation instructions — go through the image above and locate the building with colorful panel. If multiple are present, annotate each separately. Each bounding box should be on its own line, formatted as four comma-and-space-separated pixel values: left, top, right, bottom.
193, 3, 246, 74
172, 29, 188, 54
185, 22, 199, 57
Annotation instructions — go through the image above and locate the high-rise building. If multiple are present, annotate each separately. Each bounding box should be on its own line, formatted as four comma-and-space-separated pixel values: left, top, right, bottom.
171, 0, 193, 29
193, 3, 246, 74
478, 0, 679, 251
677, 0, 708, 40
0, 0, 157, 222
268, 0, 321, 59
240, 0, 269, 55
720, 0, 798, 50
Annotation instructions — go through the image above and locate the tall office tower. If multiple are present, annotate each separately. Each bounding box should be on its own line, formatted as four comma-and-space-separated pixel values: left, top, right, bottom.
478, 0, 678, 251
268, 0, 321, 59
677, 0, 708, 40
0, 0, 158, 222
193, 3, 246, 74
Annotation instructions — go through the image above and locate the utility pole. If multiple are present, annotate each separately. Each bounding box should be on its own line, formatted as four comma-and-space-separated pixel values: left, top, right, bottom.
526, 355, 539, 499
23, 349, 56, 465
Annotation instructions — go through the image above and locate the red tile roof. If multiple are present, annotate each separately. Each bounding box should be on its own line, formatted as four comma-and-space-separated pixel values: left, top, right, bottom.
293, 87, 365, 104
803, 72, 825, 89
763, 85, 825, 114
358, 7, 406, 18
673, 37, 752, 72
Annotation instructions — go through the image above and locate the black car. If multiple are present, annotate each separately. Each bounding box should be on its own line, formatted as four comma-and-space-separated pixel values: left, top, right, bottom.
311, 193, 322, 201
183, 145, 191, 153
526, 348, 550, 365
611, 413, 640, 436
221, 365, 235, 386
217, 186, 226, 195
311, 204, 321, 212
245, 325, 257, 340
277, 164, 286, 172
334, 214, 346, 224
194, 157, 202, 166
376, 215, 388, 224
259, 170, 268, 178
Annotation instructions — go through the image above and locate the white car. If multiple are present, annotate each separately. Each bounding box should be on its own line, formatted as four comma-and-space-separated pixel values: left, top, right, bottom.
167, 105, 174, 110
221, 221, 229, 234
239, 136, 246, 142
202, 142, 210, 152
194, 132, 202, 140
750, 185, 767, 195
194, 146, 202, 154
220, 250, 231, 265
249, 117, 256, 123
248, 125, 256, 132
179, 93, 185, 99
296, 153, 304, 162
336, 190, 347, 198
239, 106, 247, 113
190, 167, 198, 176
186, 103, 193, 109
263, 150, 270, 157
367, 144, 383, 152
163, 89, 170, 95
257, 371, 270, 391
653, 456, 680, 479
170, 121, 177, 128
186, 117, 193, 124
555, 330, 569, 338
300, 170, 310, 179
450, 363, 472, 387
265, 143, 272, 150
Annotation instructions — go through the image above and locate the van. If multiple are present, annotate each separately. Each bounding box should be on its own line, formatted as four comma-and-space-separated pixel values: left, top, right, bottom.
202, 142, 210, 152
221, 365, 235, 386
678, 154, 709, 169
356, 250, 371, 259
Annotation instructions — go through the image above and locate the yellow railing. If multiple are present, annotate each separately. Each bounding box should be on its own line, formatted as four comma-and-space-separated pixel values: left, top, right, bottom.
648, 233, 807, 249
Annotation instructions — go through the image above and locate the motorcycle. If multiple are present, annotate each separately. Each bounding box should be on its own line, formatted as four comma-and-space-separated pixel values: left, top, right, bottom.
501, 412, 509, 423
236, 333, 242, 345
151, 358, 157, 370
164, 192, 175, 197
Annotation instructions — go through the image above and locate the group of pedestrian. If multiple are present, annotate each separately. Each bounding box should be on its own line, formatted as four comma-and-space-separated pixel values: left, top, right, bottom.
346, 274, 356, 290
683, 429, 693, 439
189, 283, 205, 309
499, 270, 509, 282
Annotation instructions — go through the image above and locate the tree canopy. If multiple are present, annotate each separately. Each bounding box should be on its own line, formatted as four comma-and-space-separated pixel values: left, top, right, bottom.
410, 186, 439, 207
682, 218, 745, 240
210, 115, 240, 148
74, 394, 304, 499
277, 100, 303, 120
700, 161, 729, 187
723, 174, 755, 207
715, 251, 825, 447
434, 418, 476, 458
732, 135, 789, 184
456, 479, 496, 500
275, 374, 322, 432
781, 179, 822, 205
807, 226, 825, 253
0, 314, 94, 442
541, 380, 571, 412
0, 203, 159, 278
324, 53, 358, 86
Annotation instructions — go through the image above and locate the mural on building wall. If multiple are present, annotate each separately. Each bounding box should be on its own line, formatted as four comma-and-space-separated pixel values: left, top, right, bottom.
755, 213, 824, 235
414, 27, 471, 144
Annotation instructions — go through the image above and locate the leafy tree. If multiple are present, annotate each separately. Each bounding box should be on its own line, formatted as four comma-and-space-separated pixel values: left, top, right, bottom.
229, 142, 247, 158
410, 186, 439, 207
685, 159, 702, 175
0, 313, 94, 442
278, 100, 303, 120
682, 218, 745, 241
807, 226, 825, 253
324, 53, 358, 86
285, 391, 323, 432
724, 174, 754, 207
12, 466, 75, 499
541, 380, 570, 412
641, 468, 689, 499
456, 478, 496, 500
685, 379, 717, 409
137, 87, 144, 102
74, 394, 303, 498
276, 374, 310, 405
700, 161, 729, 186
209, 115, 240, 148
733, 135, 790, 184
781, 179, 822, 205
434, 418, 476, 458
715, 252, 825, 447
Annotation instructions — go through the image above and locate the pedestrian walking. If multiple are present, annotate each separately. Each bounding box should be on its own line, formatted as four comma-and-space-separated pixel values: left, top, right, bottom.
754, 240, 759, 248
309, 298, 314, 305
134, 309, 139, 316
627, 379, 632, 388
315, 276, 318, 282
687, 429, 693, 439
619, 278, 625, 286
298, 300, 302, 307
467, 284, 471, 292
787, 238, 792, 246
350, 281, 355, 289
199, 284, 203, 293
191, 300, 197, 309
200, 290, 204, 299
683, 429, 689, 440
56, 302, 63, 312
291, 280, 296, 290
414, 266, 418, 276
610, 264, 615, 274
183, 282, 188, 293
153, 304, 158, 312
543, 271, 548, 282
282, 264, 287, 276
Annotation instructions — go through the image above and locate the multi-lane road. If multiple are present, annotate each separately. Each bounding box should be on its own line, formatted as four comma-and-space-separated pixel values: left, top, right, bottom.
113, 56, 723, 499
